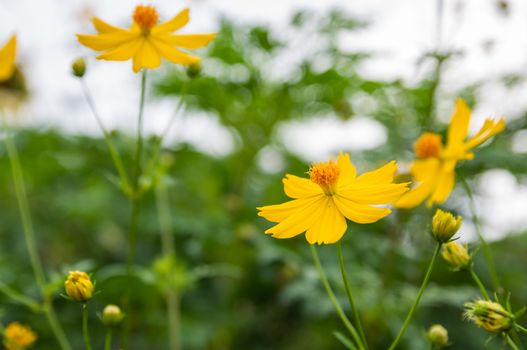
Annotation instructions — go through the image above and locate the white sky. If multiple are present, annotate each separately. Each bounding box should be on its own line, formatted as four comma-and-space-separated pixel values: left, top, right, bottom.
1, 0, 527, 240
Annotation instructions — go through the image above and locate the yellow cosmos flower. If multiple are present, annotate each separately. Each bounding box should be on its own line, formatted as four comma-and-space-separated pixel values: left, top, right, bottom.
396, 99, 505, 208
257, 153, 409, 244
77, 5, 216, 72
0, 35, 16, 82
3, 322, 37, 350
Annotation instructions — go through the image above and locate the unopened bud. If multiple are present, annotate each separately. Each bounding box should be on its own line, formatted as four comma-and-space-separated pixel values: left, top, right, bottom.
464, 300, 513, 333
441, 241, 470, 270
64, 271, 94, 302
72, 57, 86, 78
426, 324, 448, 348
186, 61, 202, 78
432, 209, 462, 243
102, 304, 124, 326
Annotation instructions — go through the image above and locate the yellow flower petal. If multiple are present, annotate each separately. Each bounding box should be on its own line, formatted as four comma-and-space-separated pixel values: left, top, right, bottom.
77, 31, 138, 51
339, 183, 410, 205
395, 177, 437, 208
257, 195, 324, 223
305, 197, 347, 244
0, 35, 16, 82
447, 98, 471, 146
410, 158, 440, 182
336, 152, 357, 189
427, 168, 455, 206
264, 196, 326, 239
152, 8, 190, 34
132, 40, 161, 72
157, 33, 217, 49
355, 160, 397, 185
92, 16, 125, 33
97, 38, 143, 61
464, 118, 506, 150
283, 174, 322, 199
151, 38, 200, 65
333, 195, 391, 224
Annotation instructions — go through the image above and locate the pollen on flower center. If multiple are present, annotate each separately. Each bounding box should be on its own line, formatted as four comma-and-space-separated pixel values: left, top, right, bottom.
414, 132, 442, 158
309, 161, 340, 194
133, 5, 159, 33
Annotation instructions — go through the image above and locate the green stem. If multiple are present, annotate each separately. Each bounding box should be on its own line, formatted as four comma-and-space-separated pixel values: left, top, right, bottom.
4, 128, 72, 350
155, 179, 181, 350
468, 266, 490, 300
310, 245, 364, 350
82, 303, 92, 350
105, 328, 113, 350
506, 334, 520, 350
388, 243, 441, 350
516, 325, 527, 334
79, 79, 132, 195
123, 69, 148, 350
0, 281, 41, 311
336, 242, 368, 350
460, 177, 500, 291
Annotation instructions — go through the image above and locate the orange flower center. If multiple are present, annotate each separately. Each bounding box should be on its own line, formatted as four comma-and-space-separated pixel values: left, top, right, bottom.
414, 132, 442, 158
309, 161, 340, 195
133, 5, 159, 33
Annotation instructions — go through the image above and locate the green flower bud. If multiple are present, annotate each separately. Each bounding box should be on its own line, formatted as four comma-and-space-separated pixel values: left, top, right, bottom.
102, 304, 124, 326
464, 300, 513, 333
426, 324, 448, 348
72, 57, 86, 78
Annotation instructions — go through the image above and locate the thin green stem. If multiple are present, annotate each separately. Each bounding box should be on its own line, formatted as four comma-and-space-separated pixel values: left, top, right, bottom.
460, 176, 500, 291
0, 281, 41, 311
79, 79, 132, 195
310, 245, 364, 350
82, 303, 92, 350
468, 266, 490, 300
123, 69, 148, 350
388, 243, 441, 350
105, 328, 113, 350
336, 242, 368, 350
506, 334, 520, 350
156, 179, 181, 350
516, 325, 527, 334
3, 127, 72, 350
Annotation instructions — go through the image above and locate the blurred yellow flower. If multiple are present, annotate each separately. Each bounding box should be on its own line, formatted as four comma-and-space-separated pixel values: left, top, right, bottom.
3, 322, 37, 350
0, 35, 16, 82
396, 99, 505, 208
441, 241, 470, 270
77, 5, 216, 72
257, 153, 409, 244
64, 270, 94, 302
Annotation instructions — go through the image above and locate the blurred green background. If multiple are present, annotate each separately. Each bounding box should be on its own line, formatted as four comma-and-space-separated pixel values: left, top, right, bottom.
1, 8, 527, 350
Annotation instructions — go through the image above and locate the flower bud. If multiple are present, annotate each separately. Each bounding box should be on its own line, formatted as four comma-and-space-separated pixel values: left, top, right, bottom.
102, 304, 124, 326
464, 299, 513, 333
3, 322, 37, 350
64, 270, 94, 302
441, 241, 470, 270
72, 57, 86, 78
432, 209, 462, 243
186, 61, 202, 78
426, 324, 448, 348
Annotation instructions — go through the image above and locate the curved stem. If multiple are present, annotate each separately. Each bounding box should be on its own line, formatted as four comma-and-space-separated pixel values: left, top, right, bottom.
388, 243, 441, 350
82, 303, 92, 350
105, 328, 113, 350
336, 242, 368, 349
310, 245, 364, 350
468, 266, 490, 300
3, 126, 72, 350
79, 79, 132, 195
460, 176, 500, 291
156, 179, 181, 350
506, 334, 520, 350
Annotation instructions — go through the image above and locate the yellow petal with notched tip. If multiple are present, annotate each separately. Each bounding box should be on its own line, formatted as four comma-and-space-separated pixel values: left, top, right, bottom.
257, 195, 324, 223
355, 160, 397, 185
447, 98, 471, 147
97, 38, 143, 61
283, 174, 322, 199
333, 194, 391, 224
305, 197, 347, 244
77, 31, 138, 51
92, 17, 125, 34
157, 33, 217, 49
132, 40, 161, 72
151, 38, 200, 65
151, 8, 189, 34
